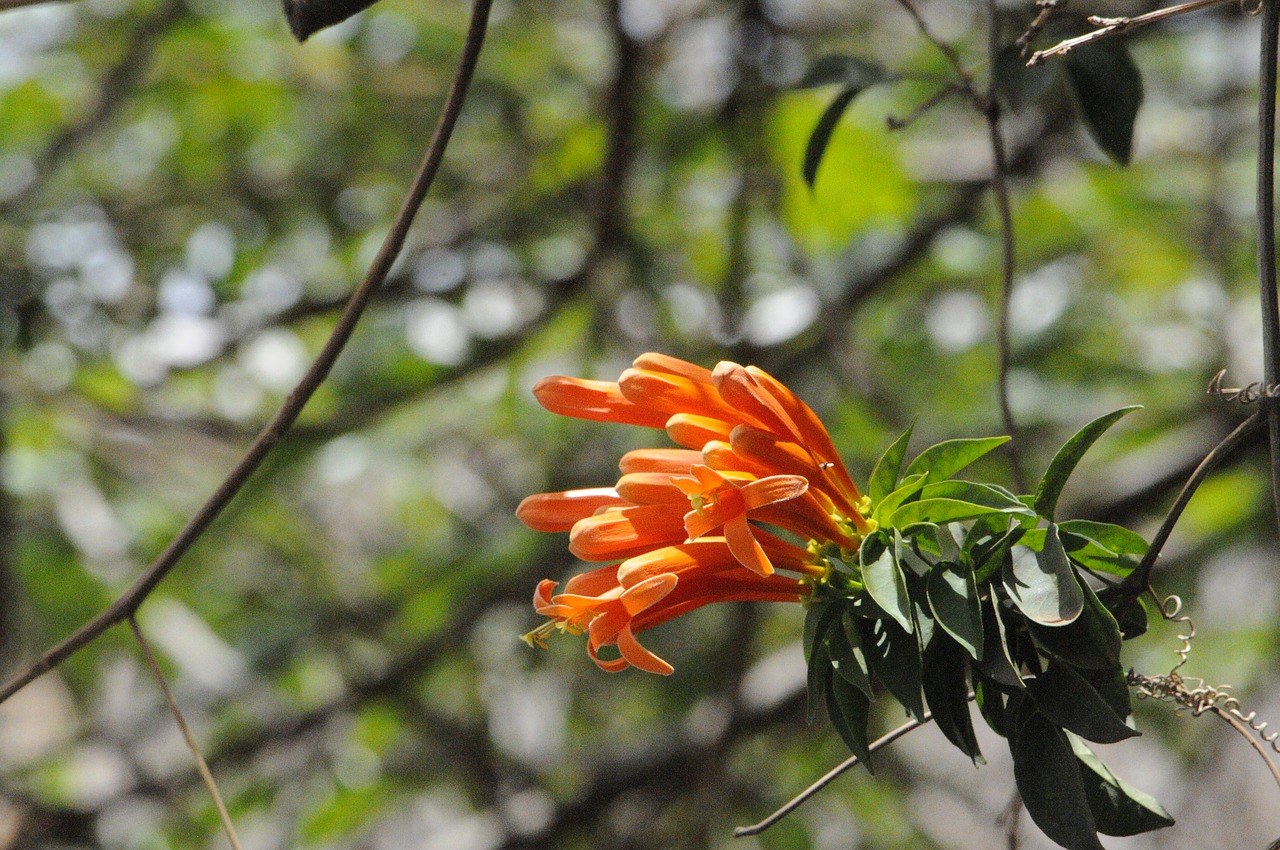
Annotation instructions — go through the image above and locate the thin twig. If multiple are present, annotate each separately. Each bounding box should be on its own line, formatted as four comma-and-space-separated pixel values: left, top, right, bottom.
1125, 411, 1264, 592
1027, 0, 1238, 65
1210, 705, 1280, 790
1259, 0, 1280, 536
894, 0, 974, 87
129, 617, 244, 850
733, 713, 933, 837
0, 0, 495, 708
985, 0, 1026, 492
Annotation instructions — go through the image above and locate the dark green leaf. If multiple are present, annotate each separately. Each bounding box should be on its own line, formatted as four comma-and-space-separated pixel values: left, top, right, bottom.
974, 675, 1010, 737
927, 563, 984, 660
1011, 706, 1105, 850
1027, 661, 1138, 743
804, 600, 834, 658
922, 636, 983, 763
976, 593, 1024, 688
1004, 525, 1084, 626
797, 54, 891, 90
804, 86, 864, 189
831, 612, 875, 699
804, 602, 839, 724
864, 617, 925, 720
807, 632, 833, 726
1033, 406, 1141, 519
1065, 40, 1144, 165
827, 673, 874, 770
869, 422, 915, 504
860, 534, 913, 633
920, 480, 1032, 514
1070, 735, 1175, 836
904, 436, 1011, 485
1078, 665, 1133, 721
1030, 577, 1122, 669
1097, 587, 1149, 640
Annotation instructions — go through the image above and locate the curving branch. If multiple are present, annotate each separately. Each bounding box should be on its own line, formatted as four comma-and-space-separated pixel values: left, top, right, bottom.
0, 0, 496, 707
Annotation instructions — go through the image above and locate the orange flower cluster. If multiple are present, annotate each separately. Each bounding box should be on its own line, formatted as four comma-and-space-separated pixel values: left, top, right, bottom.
518, 353, 873, 674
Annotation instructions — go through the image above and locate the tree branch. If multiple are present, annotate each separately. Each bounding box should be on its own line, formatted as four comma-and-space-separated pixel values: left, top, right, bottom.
0, 0, 495, 707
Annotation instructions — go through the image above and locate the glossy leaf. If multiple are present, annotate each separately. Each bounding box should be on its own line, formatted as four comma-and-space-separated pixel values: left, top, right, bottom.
1011, 705, 1106, 850
864, 616, 925, 720
927, 563, 984, 660
827, 672, 874, 770
903, 436, 1010, 486
868, 421, 915, 504
872, 472, 927, 524
1058, 520, 1148, 555
830, 612, 874, 699
1027, 661, 1138, 744
922, 636, 983, 763
1030, 577, 1122, 670
976, 592, 1024, 688
860, 534, 913, 633
1004, 525, 1084, 626
1033, 407, 1141, 520
1070, 735, 1175, 836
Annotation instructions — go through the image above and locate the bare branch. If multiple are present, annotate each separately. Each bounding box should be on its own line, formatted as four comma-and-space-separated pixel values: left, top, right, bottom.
1027, 0, 1237, 65
129, 617, 244, 850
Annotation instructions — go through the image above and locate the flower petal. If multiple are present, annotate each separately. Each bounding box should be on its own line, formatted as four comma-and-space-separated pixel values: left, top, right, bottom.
665, 413, 734, 450
724, 515, 774, 576
617, 623, 675, 675
516, 487, 625, 532
534, 376, 670, 428
619, 448, 702, 475
615, 473, 686, 505
632, 352, 716, 384
740, 474, 809, 510
569, 504, 688, 561
616, 539, 738, 586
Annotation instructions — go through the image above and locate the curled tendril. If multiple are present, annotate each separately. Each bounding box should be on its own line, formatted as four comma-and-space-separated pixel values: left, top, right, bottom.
1207, 368, 1280, 403
1129, 593, 1280, 768
1243, 0, 1265, 16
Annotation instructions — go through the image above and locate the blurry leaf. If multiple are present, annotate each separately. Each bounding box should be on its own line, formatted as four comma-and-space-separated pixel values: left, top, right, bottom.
994, 42, 1061, 109
1027, 662, 1138, 744
1011, 704, 1106, 850
1004, 526, 1084, 626
1065, 40, 1144, 165
904, 436, 1010, 485
922, 636, 983, 763
1070, 735, 1176, 836
803, 87, 863, 189
927, 563, 984, 660
283, 0, 382, 41
796, 54, 892, 90
860, 533, 914, 633
1034, 407, 1141, 519
864, 616, 926, 720
869, 422, 915, 504
827, 672, 874, 770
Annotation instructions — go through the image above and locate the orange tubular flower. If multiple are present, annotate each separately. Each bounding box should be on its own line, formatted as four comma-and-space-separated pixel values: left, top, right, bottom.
519, 353, 873, 673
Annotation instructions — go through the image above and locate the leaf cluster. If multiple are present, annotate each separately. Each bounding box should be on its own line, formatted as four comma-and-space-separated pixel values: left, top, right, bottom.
804, 408, 1174, 849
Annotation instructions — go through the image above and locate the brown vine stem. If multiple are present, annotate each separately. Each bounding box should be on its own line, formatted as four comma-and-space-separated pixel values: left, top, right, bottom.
129, 616, 244, 850
733, 712, 934, 837
1259, 0, 1280, 536
1026, 0, 1238, 66
0, 0, 495, 707
1126, 411, 1264, 593
985, 0, 1026, 492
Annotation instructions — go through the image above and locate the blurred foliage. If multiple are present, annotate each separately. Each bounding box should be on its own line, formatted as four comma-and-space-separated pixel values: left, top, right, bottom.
0, 0, 1278, 847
